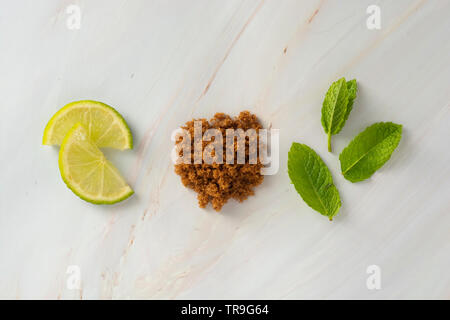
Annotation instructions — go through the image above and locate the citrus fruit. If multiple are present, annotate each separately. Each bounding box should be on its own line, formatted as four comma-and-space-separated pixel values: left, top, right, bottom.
59, 123, 134, 204
43, 100, 132, 150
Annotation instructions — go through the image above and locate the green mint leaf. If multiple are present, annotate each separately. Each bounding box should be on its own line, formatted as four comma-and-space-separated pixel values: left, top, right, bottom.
288, 143, 341, 220
321, 77, 352, 152
339, 79, 358, 130
339, 122, 402, 182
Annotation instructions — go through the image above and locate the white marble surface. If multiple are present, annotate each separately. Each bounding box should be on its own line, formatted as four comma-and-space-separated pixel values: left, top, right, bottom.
1, 0, 450, 299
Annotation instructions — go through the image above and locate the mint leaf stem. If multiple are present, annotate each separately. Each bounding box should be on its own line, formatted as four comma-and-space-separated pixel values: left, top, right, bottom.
327, 133, 332, 152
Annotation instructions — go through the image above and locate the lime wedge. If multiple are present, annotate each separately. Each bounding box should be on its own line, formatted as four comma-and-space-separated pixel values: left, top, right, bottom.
59, 123, 134, 204
43, 100, 132, 150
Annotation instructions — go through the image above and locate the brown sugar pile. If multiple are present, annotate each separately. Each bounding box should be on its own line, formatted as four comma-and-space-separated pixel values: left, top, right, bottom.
174, 111, 264, 211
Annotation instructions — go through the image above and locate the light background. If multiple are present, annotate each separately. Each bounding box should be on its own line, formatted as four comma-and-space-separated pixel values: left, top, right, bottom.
1, 0, 449, 299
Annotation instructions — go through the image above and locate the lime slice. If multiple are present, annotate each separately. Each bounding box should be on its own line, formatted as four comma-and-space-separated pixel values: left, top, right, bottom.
43, 100, 132, 150
59, 123, 134, 204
